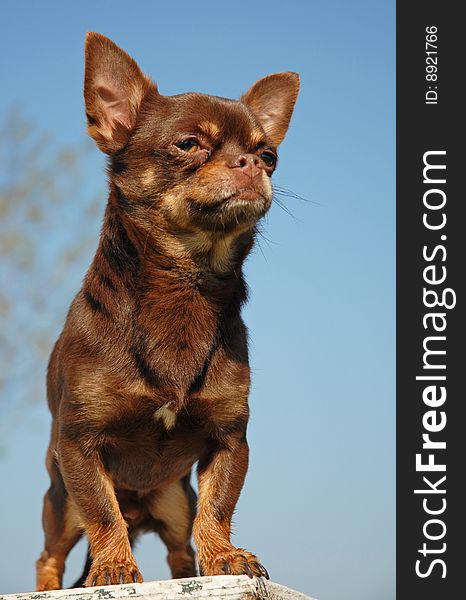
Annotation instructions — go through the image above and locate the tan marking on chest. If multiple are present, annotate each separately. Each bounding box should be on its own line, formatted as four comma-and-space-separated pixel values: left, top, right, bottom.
154, 405, 177, 430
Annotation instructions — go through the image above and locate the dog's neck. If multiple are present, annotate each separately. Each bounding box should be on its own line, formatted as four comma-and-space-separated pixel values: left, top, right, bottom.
106, 188, 255, 281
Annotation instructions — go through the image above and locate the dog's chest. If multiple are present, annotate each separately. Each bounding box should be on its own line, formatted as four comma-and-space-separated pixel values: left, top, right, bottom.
101, 400, 209, 491
134, 276, 225, 395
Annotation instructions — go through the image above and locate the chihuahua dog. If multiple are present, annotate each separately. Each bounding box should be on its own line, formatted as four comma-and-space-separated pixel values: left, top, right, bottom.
36, 32, 299, 590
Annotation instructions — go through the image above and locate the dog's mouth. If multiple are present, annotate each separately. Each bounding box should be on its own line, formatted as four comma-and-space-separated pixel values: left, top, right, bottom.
189, 188, 270, 213
223, 189, 266, 203
184, 189, 270, 232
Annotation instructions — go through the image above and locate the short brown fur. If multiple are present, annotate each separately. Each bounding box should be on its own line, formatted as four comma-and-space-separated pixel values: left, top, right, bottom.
36, 32, 299, 590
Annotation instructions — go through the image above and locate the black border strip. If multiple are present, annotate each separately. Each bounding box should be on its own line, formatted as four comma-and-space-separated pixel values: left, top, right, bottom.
397, 3, 463, 597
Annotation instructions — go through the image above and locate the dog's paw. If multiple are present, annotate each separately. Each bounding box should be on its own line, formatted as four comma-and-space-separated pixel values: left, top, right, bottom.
85, 560, 143, 586
202, 548, 269, 579
36, 551, 62, 591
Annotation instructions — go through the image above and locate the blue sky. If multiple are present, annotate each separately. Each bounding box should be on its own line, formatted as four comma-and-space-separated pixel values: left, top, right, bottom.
0, 2, 395, 599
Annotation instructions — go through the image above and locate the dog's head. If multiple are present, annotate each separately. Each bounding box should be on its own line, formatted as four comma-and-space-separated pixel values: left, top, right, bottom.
84, 33, 299, 235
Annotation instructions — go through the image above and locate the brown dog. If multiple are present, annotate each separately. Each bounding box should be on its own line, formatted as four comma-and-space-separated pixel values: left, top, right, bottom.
36, 32, 299, 590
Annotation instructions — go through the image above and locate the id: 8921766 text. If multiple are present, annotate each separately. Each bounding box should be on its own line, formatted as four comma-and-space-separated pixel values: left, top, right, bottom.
425, 26, 438, 105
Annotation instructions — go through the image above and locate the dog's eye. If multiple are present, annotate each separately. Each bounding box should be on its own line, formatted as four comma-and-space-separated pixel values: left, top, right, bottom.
260, 152, 277, 168
176, 138, 200, 153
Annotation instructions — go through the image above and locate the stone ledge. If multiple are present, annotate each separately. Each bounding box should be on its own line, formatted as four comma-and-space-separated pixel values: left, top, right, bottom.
0, 576, 315, 600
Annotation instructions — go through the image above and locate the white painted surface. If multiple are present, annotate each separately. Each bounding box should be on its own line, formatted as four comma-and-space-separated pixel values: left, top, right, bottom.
0, 576, 316, 600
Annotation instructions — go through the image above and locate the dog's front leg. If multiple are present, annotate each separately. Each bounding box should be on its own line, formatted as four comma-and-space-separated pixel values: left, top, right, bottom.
193, 432, 269, 579
58, 435, 142, 586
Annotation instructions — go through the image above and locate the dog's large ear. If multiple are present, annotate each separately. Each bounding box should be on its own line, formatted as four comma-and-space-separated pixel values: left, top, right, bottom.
241, 73, 300, 146
84, 32, 156, 154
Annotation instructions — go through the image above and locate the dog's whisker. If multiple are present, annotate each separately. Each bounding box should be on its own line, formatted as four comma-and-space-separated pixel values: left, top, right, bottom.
272, 195, 298, 220
274, 185, 318, 205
